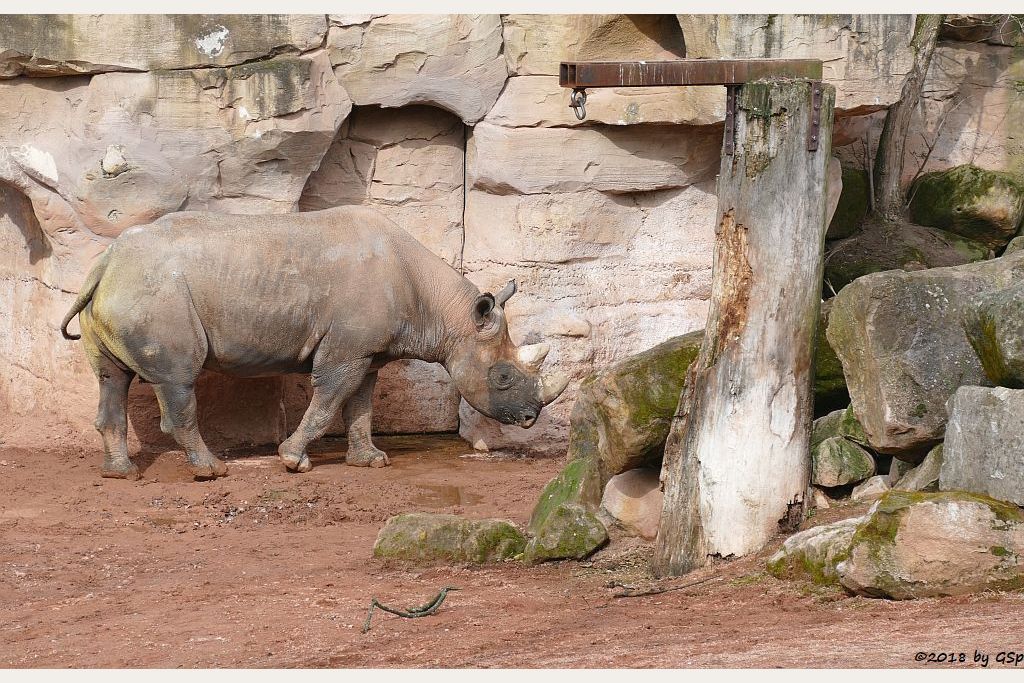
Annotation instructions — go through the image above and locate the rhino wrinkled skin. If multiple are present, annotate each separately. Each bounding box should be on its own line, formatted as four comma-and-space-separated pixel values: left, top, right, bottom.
61, 206, 569, 480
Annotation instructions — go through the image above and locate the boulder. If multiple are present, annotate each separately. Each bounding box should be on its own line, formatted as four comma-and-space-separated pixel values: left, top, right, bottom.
676, 15, 916, 113
963, 280, 1024, 387
811, 406, 869, 450
811, 488, 834, 510
894, 444, 942, 492
767, 515, 866, 585
528, 457, 604, 531
600, 468, 663, 539
812, 437, 876, 488
523, 503, 609, 564
502, 14, 686, 76
851, 475, 891, 502
826, 249, 1024, 455
823, 218, 990, 295
373, 513, 526, 564
0, 15, 328, 78
887, 457, 917, 487
837, 491, 1024, 599
328, 14, 507, 124
909, 165, 1024, 250
565, 330, 704, 485
826, 168, 869, 241
941, 386, 1024, 506
467, 121, 721, 195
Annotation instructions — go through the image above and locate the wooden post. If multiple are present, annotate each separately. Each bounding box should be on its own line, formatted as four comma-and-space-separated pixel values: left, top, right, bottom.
653, 79, 836, 576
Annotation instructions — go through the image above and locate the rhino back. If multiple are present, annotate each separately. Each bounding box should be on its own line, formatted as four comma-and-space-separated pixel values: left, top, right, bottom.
93, 207, 426, 376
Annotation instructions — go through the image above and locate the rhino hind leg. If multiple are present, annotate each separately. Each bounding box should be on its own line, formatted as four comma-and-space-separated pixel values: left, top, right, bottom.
152, 382, 228, 480
343, 371, 389, 468
92, 354, 139, 480
279, 357, 373, 473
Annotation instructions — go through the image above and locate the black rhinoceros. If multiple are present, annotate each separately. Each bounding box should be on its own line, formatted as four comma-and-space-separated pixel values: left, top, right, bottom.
61, 206, 569, 480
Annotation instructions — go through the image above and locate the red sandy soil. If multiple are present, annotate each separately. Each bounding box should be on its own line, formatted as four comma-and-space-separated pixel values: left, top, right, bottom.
3, 434, 1024, 669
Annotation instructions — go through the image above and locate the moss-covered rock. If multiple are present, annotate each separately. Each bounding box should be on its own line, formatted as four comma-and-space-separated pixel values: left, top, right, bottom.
837, 490, 1024, 599
826, 248, 1024, 455
373, 513, 527, 564
812, 437, 876, 487
823, 218, 991, 294
812, 406, 869, 449
909, 165, 1024, 249
523, 503, 608, 564
963, 280, 1024, 387
826, 167, 869, 241
894, 444, 942, 492
767, 515, 865, 585
566, 330, 704, 488
527, 456, 602, 535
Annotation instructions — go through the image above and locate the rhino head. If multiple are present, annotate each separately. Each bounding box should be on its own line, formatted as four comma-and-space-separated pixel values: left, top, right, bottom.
445, 280, 570, 428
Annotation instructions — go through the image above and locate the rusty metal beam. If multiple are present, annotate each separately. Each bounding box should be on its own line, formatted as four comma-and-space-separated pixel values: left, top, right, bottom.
559, 59, 823, 89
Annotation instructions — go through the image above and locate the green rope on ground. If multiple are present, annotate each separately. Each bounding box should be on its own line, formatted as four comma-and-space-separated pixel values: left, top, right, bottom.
362, 586, 459, 633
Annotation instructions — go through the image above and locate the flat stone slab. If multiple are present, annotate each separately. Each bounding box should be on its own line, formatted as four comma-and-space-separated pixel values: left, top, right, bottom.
373, 513, 527, 564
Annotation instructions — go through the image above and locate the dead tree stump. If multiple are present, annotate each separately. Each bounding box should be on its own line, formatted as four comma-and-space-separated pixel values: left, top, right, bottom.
653, 79, 837, 576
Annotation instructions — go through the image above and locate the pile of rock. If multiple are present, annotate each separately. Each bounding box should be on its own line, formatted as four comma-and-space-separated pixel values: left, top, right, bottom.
769, 236, 1024, 598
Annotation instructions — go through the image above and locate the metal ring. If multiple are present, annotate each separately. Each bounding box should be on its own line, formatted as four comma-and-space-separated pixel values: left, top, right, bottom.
569, 87, 587, 121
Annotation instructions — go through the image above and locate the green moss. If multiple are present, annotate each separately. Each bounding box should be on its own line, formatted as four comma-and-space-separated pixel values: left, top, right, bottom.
910, 403, 928, 418
373, 513, 527, 564
909, 165, 1024, 248
991, 546, 1013, 557
527, 457, 601, 535
522, 503, 608, 564
615, 331, 702, 430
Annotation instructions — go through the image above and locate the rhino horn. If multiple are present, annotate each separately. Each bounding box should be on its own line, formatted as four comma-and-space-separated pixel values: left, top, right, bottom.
495, 279, 517, 307
517, 342, 550, 371
539, 370, 570, 405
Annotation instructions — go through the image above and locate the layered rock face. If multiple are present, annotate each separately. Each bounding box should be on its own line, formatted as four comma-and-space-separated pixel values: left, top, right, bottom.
1, 14, 1019, 460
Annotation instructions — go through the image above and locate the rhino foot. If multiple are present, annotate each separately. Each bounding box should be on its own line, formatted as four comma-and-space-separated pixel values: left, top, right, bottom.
280, 452, 313, 473
346, 447, 390, 468
189, 455, 229, 480
101, 458, 141, 481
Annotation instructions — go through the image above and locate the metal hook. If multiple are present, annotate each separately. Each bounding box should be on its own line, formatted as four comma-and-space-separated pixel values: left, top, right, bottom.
569, 87, 587, 121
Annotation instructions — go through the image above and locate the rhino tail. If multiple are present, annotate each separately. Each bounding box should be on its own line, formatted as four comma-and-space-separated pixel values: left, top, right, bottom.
61, 248, 111, 341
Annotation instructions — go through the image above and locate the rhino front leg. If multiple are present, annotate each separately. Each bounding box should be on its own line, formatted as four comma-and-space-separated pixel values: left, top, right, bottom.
343, 371, 389, 468
279, 358, 373, 473
152, 382, 228, 479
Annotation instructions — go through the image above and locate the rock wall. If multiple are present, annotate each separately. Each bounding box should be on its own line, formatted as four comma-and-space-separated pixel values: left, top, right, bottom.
0, 14, 1018, 456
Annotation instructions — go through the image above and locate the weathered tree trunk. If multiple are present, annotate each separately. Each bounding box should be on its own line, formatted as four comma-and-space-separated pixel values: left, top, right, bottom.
872, 14, 943, 222
653, 80, 836, 577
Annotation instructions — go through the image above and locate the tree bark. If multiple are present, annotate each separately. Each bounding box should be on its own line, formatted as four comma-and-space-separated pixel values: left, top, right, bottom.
872, 14, 943, 222
653, 80, 836, 577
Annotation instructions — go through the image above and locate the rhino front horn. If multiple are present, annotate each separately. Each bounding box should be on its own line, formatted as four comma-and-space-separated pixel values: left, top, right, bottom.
517, 342, 550, 372
539, 371, 570, 405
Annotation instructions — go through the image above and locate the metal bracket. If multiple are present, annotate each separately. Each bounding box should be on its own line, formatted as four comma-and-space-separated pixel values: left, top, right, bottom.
807, 80, 822, 152
724, 85, 739, 156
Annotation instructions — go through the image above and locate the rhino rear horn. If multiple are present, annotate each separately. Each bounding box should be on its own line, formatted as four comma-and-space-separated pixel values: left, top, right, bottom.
495, 280, 517, 307
517, 343, 550, 372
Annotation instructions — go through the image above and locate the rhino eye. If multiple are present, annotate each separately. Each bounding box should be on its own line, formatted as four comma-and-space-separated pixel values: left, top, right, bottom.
489, 363, 520, 391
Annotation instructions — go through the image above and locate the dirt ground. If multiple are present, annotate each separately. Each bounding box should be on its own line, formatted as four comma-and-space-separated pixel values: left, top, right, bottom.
3, 434, 1024, 669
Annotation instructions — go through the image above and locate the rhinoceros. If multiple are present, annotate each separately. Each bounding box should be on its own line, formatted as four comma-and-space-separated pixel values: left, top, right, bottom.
60, 206, 569, 480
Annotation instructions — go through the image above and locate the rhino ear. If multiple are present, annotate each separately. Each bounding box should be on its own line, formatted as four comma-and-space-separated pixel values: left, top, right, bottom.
473, 293, 496, 330
494, 280, 517, 308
